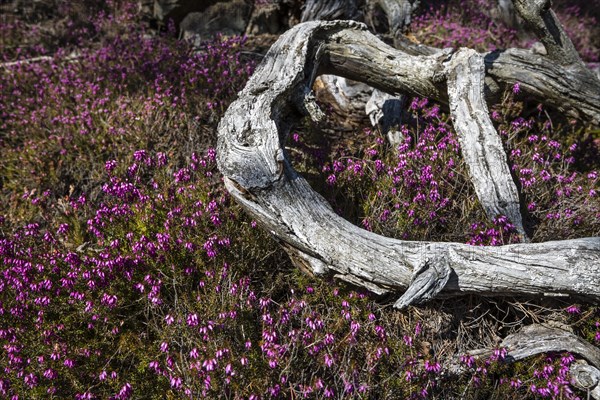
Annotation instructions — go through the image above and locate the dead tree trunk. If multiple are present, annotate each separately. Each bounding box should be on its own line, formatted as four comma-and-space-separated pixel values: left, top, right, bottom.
496, 0, 519, 28
217, 0, 600, 385
217, 18, 600, 305
466, 324, 600, 399
217, 0, 600, 388
366, 0, 420, 37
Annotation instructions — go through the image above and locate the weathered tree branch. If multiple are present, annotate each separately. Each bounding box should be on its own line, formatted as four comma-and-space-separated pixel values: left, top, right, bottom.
446, 48, 527, 238
468, 324, 600, 399
217, 1, 600, 391
499, 325, 600, 368
323, 28, 600, 125
512, 0, 586, 70
217, 21, 600, 306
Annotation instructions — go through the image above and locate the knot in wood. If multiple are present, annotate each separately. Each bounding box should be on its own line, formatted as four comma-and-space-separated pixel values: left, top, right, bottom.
571, 363, 600, 390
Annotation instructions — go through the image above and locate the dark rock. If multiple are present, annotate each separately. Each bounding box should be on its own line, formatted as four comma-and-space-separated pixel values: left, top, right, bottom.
149, 0, 222, 30
180, 0, 251, 40
246, 3, 282, 35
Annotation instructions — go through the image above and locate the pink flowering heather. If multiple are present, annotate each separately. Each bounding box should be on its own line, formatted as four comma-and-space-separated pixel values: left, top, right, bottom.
1, 0, 599, 399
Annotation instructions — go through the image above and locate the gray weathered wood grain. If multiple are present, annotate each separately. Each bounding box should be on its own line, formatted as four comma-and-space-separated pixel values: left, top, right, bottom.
465, 324, 600, 399
217, 20, 600, 305
446, 48, 527, 238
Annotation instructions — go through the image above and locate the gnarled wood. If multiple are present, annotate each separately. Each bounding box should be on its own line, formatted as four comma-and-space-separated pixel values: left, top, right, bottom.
571, 363, 600, 399
499, 325, 600, 367
502, 325, 600, 399
365, 89, 406, 147
323, 28, 600, 125
512, 0, 586, 70
217, 20, 600, 306
465, 324, 600, 399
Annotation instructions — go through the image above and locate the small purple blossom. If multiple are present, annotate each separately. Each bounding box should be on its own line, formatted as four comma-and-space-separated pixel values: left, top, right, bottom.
512, 82, 521, 94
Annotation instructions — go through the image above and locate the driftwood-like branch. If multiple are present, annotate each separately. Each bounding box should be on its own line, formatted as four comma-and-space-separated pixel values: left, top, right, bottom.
445, 48, 527, 238
0, 53, 80, 69
323, 29, 600, 125
500, 325, 600, 367
217, 21, 600, 307
483, 48, 600, 123
469, 324, 600, 399
512, 0, 586, 70
380, 36, 600, 124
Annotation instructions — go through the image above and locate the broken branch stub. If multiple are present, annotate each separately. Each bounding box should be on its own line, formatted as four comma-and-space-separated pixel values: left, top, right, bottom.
217, 20, 600, 306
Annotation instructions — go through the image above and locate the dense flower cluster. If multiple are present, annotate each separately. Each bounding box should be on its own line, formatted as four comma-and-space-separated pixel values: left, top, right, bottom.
292, 95, 599, 245
412, 0, 599, 62
412, 0, 520, 51
0, 3, 253, 224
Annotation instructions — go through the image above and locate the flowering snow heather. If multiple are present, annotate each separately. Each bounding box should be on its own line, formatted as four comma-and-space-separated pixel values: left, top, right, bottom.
1, 0, 599, 399
290, 94, 599, 246
412, 0, 599, 61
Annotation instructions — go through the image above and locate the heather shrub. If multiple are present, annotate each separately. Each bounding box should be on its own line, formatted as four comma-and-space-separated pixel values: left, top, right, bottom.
1, 0, 599, 399
0, 0, 139, 61
0, 148, 287, 398
291, 94, 599, 245
0, 8, 253, 229
411, 0, 522, 51
412, 0, 599, 61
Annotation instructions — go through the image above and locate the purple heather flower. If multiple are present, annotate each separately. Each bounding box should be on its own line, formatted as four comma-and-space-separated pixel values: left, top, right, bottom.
57, 223, 69, 236
189, 348, 199, 359
492, 347, 507, 361
424, 359, 441, 373
133, 150, 147, 162
105, 160, 117, 172
202, 358, 216, 371
510, 379, 522, 388
415, 322, 422, 336
512, 82, 520, 94
460, 354, 475, 368
566, 305, 580, 314
118, 383, 132, 399
170, 376, 182, 389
